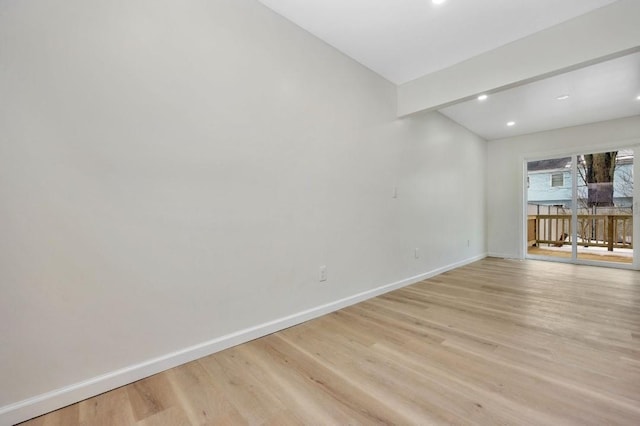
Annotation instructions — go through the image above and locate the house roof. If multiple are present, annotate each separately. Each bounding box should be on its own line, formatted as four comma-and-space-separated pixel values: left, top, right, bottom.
527, 158, 571, 172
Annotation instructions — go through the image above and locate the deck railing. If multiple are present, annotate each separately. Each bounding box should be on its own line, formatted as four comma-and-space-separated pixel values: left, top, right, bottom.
528, 214, 633, 250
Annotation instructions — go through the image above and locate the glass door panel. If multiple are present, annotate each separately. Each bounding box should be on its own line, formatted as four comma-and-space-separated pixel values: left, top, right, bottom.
526, 157, 573, 260
576, 150, 633, 264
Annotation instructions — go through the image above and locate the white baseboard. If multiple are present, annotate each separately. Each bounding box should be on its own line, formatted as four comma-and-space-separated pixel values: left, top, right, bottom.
1, 253, 486, 425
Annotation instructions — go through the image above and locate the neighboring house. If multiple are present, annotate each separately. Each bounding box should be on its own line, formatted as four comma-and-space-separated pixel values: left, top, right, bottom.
527, 152, 633, 208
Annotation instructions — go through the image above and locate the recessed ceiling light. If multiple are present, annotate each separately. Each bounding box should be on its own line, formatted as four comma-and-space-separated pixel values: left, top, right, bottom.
477, 94, 488, 101
507, 121, 516, 127
557, 94, 570, 101
636, 95, 640, 100
432, 0, 447, 5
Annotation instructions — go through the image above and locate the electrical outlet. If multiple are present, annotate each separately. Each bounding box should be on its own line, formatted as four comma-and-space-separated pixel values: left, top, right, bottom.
467, 240, 470, 247
319, 265, 327, 282
414, 248, 420, 259
392, 186, 398, 199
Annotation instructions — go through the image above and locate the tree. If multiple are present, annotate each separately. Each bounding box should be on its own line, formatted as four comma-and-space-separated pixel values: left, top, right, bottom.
581, 152, 617, 207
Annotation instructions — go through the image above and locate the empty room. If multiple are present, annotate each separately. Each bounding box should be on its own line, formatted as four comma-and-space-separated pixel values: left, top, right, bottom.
2, 0, 640, 424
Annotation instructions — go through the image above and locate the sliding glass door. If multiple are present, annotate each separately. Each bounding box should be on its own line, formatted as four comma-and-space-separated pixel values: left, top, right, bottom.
526, 149, 634, 266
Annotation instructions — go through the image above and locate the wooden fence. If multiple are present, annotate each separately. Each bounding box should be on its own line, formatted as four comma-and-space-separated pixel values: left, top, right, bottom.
528, 214, 633, 251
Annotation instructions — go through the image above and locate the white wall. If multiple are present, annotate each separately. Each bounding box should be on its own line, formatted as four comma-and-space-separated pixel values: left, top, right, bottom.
487, 115, 640, 259
0, 0, 486, 422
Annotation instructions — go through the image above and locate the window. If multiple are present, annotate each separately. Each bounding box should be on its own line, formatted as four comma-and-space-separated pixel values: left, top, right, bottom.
551, 172, 564, 187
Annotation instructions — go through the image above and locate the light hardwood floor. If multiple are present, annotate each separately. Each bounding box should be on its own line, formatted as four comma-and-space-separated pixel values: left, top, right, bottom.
21, 258, 640, 425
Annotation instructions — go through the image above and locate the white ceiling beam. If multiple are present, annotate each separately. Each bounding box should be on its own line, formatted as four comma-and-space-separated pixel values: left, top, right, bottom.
397, 0, 640, 117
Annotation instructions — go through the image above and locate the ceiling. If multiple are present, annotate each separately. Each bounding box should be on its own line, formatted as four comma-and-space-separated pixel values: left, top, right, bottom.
258, 0, 639, 140
257, 0, 617, 84
439, 52, 640, 140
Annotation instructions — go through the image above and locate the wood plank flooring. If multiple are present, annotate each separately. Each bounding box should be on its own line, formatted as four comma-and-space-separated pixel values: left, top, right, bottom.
20, 258, 640, 425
